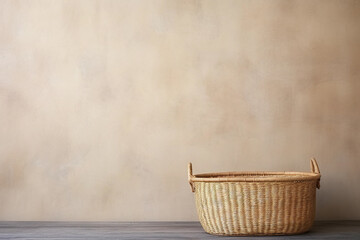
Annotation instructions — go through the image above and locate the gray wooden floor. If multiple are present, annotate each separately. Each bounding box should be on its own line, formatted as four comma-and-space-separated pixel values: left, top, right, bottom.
0, 221, 359, 239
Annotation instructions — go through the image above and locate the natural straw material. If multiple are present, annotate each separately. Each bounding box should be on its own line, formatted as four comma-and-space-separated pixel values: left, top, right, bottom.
188, 158, 321, 236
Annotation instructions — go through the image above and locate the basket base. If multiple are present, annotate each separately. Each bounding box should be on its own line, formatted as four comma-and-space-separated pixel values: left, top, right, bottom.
204, 229, 310, 236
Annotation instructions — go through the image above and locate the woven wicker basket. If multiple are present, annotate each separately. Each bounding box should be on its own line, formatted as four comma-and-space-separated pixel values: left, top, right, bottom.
188, 158, 321, 236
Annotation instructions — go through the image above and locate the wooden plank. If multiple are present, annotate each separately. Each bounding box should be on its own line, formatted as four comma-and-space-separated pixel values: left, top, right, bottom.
0, 221, 359, 239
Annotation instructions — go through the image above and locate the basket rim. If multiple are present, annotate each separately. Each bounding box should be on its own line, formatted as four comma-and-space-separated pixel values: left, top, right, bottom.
191, 171, 321, 182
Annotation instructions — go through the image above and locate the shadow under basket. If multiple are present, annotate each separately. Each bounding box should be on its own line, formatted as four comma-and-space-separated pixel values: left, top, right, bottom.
188, 158, 321, 236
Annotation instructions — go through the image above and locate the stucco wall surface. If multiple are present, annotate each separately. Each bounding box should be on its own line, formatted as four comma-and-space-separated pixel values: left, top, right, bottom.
0, 0, 359, 220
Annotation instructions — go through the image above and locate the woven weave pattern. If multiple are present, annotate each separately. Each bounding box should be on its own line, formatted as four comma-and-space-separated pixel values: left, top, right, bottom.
194, 181, 317, 235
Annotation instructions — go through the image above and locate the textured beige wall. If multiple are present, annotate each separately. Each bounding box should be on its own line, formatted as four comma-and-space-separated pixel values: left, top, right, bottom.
0, 0, 359, 221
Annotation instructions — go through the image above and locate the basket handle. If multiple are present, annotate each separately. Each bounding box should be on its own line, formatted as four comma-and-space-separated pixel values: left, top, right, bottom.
188, 163, 195, 192
310, 158, 321, 189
